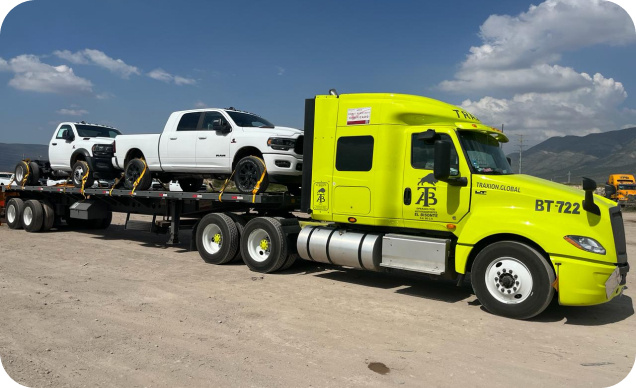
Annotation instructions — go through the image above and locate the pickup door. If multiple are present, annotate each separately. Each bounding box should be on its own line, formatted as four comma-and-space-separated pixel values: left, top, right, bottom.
49, 125, 75, 170
160, 111, 231, 172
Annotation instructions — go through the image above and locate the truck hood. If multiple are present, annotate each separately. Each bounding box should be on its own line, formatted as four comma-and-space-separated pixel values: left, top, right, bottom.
80, 137, 116, 145
242, 126, 303, 137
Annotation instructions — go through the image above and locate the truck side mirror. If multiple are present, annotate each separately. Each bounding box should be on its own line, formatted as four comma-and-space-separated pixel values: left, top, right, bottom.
582, 177, 601, 216
434, 140, 451, 181
605, 184, 616, 197
212, 119, 231, 133
63, 129, 74, 141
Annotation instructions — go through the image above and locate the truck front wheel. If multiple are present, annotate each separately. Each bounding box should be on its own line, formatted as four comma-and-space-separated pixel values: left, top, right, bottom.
471, 241, 555, 320
234, 156, 269, 194
124, 158, 152, 191
196, 213, 239, 264
241, 217, 287, 273
72, 160, 95, 188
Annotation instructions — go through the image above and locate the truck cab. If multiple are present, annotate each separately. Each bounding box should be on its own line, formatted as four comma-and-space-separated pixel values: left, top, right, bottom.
606, 174, 636, 205
298, 93, 628, 319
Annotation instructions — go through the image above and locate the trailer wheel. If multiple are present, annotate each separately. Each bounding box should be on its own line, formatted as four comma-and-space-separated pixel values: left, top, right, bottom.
280, 252, 298, 271
72, 160, 95, 188
234, 156, 269, 194
40, 200, 55, 232
196, 213, 239, 264
225, 213, 247, 263
22, 199, 44, 233
6, 198, 25, 229
471, 241, 555, 319
124, 158, 152, 191
88, 211, 112, 229
241, 217, 288, 273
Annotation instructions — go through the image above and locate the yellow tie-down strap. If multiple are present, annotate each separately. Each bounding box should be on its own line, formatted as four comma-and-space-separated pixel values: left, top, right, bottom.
80, 164, 90, 198
251, 157, 267, 203
130, 159, 148, 195
109, 172, 125, 196
19, 159, 31, 189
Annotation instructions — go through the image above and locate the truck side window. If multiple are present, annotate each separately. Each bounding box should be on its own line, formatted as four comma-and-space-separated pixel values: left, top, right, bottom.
335, 136, 374, 172
411, 133, 459, 175
56, 125, 72, 139
177, 113, 202, 131
202, 112, 226, 130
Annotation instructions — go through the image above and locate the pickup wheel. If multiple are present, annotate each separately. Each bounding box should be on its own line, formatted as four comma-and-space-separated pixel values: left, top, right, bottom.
6, 198, 25, 229
14, 161, 39, 186
196, 213, 239, 264
22, 199, 44, 233
471, 241, 555, 320
241, 217, 287, 273
234, 156, 269, 194
124, 158, 152, 191
179, 178, 203, 192
72, 160, 95, 188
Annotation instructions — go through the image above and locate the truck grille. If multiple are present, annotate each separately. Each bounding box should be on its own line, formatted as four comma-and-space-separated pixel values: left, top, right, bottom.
294, 135, 304, 155
610, 206, 627, 263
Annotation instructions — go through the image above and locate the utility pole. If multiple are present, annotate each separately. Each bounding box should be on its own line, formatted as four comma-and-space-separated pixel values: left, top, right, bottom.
517, 134, 523, 174
567, 171, 571, 184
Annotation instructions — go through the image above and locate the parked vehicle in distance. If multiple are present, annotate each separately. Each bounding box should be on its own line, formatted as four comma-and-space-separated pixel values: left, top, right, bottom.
41, 121, 121, 188
112, 108, 303, 193
605, 174, 636, 206
0, 172, 14, 186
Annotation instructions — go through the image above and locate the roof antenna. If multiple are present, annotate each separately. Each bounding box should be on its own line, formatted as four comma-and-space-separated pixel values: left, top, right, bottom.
329, 89, 338, 96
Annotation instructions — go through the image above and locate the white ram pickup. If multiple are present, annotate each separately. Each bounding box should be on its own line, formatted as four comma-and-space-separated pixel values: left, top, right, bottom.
14, 122, 121, 188
112, 108, 303, 193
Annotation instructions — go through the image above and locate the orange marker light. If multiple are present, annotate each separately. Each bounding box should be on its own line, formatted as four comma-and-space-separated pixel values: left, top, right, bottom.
446, 224, 456, 230
348, 217, 357, 223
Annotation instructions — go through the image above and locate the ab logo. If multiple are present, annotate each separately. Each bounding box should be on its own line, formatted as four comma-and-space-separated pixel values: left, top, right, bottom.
416, 174, 437, 206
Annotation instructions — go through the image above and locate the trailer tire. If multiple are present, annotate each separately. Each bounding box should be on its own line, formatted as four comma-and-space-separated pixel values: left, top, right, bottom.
6, 198, 25, 229
224, 213, 247, 263
234, 156, 269, 194
280, 252, 298, 271
179, 178, 203, 192
72, 160, 95, 188
471, 241, 555, 320
22, 199, 44, 233
40, 200, 55, 232
196, 213, 239, 264
89, 211, 112, 229
241, 217, 287, 273
124, 158, 152, 191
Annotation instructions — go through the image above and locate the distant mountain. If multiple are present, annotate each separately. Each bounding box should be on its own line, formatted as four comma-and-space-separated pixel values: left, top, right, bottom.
0, 143, 49, 173
507, 127, 636, 184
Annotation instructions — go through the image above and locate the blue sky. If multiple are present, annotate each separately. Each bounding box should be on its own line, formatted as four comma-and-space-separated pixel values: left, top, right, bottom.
0, 0, 635, 151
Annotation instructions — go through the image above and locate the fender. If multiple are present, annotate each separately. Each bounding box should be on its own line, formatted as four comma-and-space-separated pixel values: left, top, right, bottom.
70, 149, 94, 170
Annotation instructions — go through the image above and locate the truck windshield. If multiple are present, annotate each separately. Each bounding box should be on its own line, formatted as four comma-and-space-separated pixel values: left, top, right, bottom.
75, 125, 121, 138
458, 131, 512, 175
226, 111, 274, 128
617, 184, 636, 190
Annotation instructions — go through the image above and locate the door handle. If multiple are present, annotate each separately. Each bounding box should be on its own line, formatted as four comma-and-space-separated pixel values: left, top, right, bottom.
52, 143, 57, 146
198, 137, 207, 140
404, 187, 412, 205
169, 137, 177, 140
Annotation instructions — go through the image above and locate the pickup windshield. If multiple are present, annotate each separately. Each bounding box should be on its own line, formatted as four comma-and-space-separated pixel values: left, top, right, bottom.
458, 131, 512, 175
75, 125, 121, 138
226, 111, 274, 128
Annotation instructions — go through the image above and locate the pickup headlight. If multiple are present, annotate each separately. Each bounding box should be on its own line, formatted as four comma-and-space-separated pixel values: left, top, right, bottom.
564, 235, 606, 255
92, 144, 114, 155
267, 137, 295, 151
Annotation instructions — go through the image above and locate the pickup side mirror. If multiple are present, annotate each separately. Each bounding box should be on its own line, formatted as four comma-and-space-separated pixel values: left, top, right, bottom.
63, 129, 74, 141
212, 119, 231, 133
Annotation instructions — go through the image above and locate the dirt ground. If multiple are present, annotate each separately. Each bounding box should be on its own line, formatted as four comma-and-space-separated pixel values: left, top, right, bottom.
0, 210, 634, 388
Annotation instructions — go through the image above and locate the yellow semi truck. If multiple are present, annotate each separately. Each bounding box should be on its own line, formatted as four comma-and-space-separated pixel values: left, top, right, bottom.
605, 174, 636, 206
3, 91, 629, 320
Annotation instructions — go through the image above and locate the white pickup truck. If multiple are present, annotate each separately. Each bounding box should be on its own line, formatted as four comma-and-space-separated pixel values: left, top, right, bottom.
14, 122, 121, 188
113, 108, 303, 193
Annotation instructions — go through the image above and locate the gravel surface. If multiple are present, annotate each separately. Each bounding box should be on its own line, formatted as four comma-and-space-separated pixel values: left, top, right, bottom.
0, 212, 634, 387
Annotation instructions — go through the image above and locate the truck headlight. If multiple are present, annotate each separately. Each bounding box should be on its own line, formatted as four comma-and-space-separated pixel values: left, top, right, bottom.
267, 137, 295, 151
564, 235, 606, 255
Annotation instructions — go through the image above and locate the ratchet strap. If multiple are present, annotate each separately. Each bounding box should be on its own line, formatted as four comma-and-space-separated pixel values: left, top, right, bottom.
80, 163, 90, 198
19, 159, 31, 189
218, 169, 237, 202
130, 159, 148, 195
109, 172, 125, 196
251, 157, 267, 203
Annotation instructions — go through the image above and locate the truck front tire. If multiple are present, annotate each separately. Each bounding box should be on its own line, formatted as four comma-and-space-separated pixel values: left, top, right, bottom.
6, 198, 25, 229
471, 241, 555, 319
196, 213, 239, 264
234, 156, 269, 194
14, 161, 39, 186
124, 158, 152, 191
241, 217, 288, 273
72, 160, 95, 188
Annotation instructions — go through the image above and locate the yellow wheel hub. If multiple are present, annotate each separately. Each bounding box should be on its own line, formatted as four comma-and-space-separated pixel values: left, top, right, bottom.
213, 233, 222, 244
259, 239, 269, 251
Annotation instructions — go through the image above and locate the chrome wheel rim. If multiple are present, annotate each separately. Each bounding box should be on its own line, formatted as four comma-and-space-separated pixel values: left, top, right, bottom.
485, 257, 533, 304
73, 165, 86, 185
7, 204, 16, 223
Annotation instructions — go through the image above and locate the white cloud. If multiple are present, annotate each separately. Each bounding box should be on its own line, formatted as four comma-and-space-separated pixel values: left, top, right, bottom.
194, 101, 207, 108
57, 108, 88, 116
1, 54, 92, 94
147, 68, 196, 86
53, 49, 140, 78
276, 66, 285, 76
439, 0, 636, 146
96, 92, 114, 100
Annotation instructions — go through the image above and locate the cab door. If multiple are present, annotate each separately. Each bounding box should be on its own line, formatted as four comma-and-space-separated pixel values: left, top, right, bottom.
195, 111, 231, 171
162, 112, 201, 171
402, 128, 471, 228
49, 125, 75, 170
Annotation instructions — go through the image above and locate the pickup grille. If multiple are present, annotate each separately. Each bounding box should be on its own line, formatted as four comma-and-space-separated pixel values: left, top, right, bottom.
610, 206, 627, 263
294, 135, 304, 155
